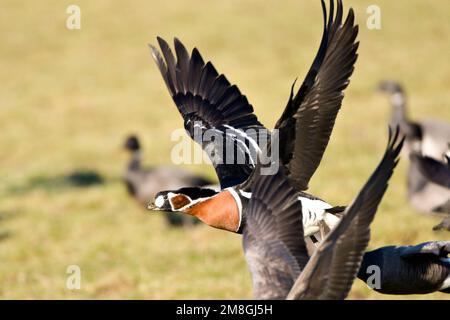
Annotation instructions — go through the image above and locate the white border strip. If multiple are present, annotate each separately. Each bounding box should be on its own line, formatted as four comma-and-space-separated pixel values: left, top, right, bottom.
226, 187, 243, 232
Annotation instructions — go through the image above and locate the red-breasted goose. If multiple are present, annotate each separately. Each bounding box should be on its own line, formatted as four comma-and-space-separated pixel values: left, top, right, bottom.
124, 135, 214, 226
148, 0, 358, 240
244, 129, 402, 299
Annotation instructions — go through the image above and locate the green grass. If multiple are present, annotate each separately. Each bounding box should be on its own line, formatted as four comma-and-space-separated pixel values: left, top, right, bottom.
0, 0, 449, 299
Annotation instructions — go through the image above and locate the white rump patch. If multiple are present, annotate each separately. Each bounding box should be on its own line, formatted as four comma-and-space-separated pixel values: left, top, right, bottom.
298, 197, 335, 237
299, 197, 332, 215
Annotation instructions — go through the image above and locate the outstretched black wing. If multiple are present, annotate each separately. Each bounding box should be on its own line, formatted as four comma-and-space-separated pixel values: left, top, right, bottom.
275, 0, 359, 191
243, 161, 309, 299
150, 38, 268, 189
287, 128, 404, 300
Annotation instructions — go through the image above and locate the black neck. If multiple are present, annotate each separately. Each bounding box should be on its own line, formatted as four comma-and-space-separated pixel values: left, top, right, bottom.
128, 150, 141, 171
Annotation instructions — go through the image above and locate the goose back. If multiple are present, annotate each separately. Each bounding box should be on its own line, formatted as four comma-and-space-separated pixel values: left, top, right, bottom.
419, 119, 450, 159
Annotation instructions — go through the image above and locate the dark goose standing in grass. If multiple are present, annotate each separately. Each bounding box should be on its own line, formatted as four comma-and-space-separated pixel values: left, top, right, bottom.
378, 81, 450, 158
410, 149, 450, 231
124, 135, 213, 226
358, 241, 450, 294
378, 81, 450, 229
243, 130, 403, 299
148, 0, 358, 244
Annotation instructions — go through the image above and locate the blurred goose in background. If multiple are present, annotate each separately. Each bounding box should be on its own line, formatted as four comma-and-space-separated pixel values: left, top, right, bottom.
410, 149, 450, 230
378, 81, 450, 229
358, 241, 450, 294
377, 81, 450, 158
247, 129, 402, 299
124, 135, 214, 226
148, 0, 358, 244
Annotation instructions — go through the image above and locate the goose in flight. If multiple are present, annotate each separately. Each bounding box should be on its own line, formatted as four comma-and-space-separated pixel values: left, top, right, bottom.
246, 129, 403, 299
148, 0, 358, 240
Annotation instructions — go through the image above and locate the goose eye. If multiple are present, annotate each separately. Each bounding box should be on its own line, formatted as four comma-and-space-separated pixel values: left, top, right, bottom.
169, 194, 191, 210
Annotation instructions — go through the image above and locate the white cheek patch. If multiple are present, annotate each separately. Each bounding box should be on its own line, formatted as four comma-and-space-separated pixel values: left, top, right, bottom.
154, 195, 165, 208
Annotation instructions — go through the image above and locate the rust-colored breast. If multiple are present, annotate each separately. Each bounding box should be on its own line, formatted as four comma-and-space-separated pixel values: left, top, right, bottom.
186, 190, 240, 233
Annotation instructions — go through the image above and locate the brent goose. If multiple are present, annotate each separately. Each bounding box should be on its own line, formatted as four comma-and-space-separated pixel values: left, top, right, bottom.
378, 81, 450, 158
378, 81, 450, 228
244, 129, 402, 299
148, 0, 358, 240
124, 135, 213, 226
358, 241, 450, 294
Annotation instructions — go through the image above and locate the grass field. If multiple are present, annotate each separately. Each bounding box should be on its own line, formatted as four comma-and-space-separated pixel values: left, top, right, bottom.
0, 0, 449, 299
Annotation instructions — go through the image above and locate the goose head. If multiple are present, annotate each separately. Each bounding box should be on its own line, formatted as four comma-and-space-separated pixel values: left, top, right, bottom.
377, 81, 422, 154
377, 80, 404, 95
124, 135, 141, 152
